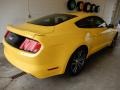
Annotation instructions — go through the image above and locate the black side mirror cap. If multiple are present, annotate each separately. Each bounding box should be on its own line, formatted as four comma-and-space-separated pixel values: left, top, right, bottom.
107, 24, 114, 28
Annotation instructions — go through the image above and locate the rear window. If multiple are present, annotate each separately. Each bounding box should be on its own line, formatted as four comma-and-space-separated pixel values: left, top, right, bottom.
28, 14, 77, 26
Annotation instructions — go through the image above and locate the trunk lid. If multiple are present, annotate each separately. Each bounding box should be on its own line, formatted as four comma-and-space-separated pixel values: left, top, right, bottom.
7, 23, 54, 38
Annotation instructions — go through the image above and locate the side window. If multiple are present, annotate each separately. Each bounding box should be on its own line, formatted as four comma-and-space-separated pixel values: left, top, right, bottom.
75, 16, 106, 28
94, 17, 107, 28
75, 17, 93, 28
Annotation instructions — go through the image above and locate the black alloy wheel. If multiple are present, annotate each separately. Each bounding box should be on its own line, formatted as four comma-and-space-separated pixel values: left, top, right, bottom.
66, 48, 87, 76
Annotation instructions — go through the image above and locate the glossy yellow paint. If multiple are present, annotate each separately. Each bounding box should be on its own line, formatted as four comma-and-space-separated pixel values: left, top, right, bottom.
3, 12, 117, 78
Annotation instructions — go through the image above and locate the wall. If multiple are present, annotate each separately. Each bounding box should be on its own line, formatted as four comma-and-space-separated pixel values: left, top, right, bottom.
0, 0, 26, 42
111, 0, 120, 25
0, 0, 68, 43
78, 0, 117, 24
103, 0, 117, 24
0, 0, 117, 43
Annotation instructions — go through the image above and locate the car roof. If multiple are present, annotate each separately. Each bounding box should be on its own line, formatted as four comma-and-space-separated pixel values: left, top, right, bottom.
65, 12, 97, 17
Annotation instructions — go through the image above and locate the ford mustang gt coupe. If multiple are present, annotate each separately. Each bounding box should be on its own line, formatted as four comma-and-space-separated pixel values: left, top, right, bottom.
3, 12, 118, 78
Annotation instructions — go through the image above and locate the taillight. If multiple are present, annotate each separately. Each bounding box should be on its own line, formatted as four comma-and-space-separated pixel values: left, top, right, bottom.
19, 38, 41, 53
5, 31, 10, 37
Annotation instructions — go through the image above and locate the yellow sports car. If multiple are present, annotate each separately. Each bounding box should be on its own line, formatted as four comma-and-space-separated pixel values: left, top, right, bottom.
3, 12, 118, 79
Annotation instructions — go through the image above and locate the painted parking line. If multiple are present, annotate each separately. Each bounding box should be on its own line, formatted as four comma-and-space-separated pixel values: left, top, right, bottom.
11, 72, 26, 79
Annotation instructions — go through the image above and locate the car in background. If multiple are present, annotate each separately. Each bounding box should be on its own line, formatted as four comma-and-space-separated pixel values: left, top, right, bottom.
3, 12, 118, 78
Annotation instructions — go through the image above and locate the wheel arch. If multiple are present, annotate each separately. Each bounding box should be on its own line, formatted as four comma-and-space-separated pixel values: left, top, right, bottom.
63, 44, 89, 74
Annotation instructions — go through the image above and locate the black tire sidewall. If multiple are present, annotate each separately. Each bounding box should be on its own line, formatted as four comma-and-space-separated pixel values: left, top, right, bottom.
77, 1, 84, 11
110, 33, 118, 48
90, 4, 96, 12
66, 48, 87, 76
67, 0, 77, 10
83, 2, 91, 12
94, 6, 100, 13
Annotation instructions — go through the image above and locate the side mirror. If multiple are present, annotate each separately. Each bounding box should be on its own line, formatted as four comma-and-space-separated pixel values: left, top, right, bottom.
107, 24, 114, 28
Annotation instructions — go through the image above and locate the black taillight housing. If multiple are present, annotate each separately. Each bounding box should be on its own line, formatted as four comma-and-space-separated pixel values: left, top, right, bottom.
5, 31, 41, 53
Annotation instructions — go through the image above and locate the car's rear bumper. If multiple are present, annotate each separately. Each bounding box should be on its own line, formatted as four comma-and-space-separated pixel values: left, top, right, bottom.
3, 40, 62, 79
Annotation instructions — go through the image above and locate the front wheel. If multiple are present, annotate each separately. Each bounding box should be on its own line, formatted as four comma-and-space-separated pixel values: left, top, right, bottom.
110, 33, 118, 48
66, 48, 87, 76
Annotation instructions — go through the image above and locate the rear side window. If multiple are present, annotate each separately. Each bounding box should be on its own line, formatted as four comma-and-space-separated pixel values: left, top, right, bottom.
75, 16, 107, 28
28, 14, 77, 26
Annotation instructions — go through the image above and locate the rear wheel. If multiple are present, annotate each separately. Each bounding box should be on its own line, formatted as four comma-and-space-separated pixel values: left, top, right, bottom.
66, 47, 87, 76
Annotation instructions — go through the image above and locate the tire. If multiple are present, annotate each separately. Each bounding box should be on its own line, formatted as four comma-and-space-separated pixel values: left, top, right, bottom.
94, 6, 100, 13
90, 4, 96, 12
110, 32, 118, 48
83, 2, 91, 12
66, 47, 87, 76
76, 1, 84, 11
67, 0, 77, 10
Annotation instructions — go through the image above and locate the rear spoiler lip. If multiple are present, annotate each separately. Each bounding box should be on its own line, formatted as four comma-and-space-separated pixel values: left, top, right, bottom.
7, 25, 54, 37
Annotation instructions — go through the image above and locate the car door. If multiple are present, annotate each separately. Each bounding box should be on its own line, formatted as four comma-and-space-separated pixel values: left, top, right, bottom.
90, 16, 109, 47
75, 16, 108, 54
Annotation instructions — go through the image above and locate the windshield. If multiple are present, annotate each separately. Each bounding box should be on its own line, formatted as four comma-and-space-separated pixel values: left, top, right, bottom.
28, 14, 77, 26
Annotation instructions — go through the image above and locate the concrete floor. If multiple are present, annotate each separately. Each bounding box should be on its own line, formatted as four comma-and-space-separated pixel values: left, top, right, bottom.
0, 36, 120, 90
